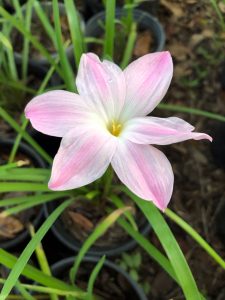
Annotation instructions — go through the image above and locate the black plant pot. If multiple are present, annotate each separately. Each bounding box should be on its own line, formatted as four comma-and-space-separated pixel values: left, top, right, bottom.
0, 138, 46, 249
210, 123, 225, 170
11, 2, 85, 68
15, 59, 62, 91
86, 0, 159, 17
44, 199, 151, 257
85, 8, 165, 63
51, 256, 148, 300
27, 126, 61, 159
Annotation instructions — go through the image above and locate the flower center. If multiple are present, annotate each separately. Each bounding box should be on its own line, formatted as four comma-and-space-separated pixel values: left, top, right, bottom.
108, 120, 122, 137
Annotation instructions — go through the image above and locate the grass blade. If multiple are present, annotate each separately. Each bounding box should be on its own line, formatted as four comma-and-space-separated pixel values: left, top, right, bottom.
30, 225, 58, 300
64, 0, 85, 69
22, 0, 33, 80
86, 256, 106, 300
122, 187, 202, 300
0, 192, 65, 207
0, 182, 50, 192
0, 199, 74, 299
1, 192, 70, 216
0, 107, 52, 164
158, 103, 225, 122
52, 0, 75, 92
8, 55, 60, 163
103, 0, 115, 59
110, 194, 138, 231
15, 281, 36, 300
0, 6, 63, 78
0, 168, 49, 182
120, 23, 137, 69
33, 0, 57, 48
0, 249, 83, 294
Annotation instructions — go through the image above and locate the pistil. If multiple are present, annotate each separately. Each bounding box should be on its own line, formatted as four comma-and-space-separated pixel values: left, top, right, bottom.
108, 120, 122, 137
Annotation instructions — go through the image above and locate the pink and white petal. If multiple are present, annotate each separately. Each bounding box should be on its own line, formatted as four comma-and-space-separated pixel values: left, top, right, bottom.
122, 116, 212, 145
76, 53, 126, 121
48, 126, 117, 191
25, 90, 94, 137
120, 52, 173, 120
111, 141, 174, 211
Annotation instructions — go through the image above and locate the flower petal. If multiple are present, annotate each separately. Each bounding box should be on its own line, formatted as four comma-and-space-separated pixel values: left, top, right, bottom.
111, 141, 174, 211
48, 126, 117, 190
25, 90, 95, 137
76, 53, 126, 122
122, 116, 212, 145
120, 52, 173, 120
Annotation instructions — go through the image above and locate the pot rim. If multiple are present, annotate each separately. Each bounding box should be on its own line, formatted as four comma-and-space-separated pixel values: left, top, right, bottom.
85, 7, 165, 53
0, 138, 45, 249
51, 256, 148, 300
44, 198, 151, 257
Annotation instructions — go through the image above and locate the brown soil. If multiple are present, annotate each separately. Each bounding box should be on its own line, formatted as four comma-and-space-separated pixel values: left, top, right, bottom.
61, 195, 146, 248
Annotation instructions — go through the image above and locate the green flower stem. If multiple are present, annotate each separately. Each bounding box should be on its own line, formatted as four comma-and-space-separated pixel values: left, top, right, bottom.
102, 166, 114, 198
165, 208, 225, 270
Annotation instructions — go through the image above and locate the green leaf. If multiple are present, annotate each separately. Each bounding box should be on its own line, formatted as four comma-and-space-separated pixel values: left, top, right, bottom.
109, 194, 138, 231
158, 103, 225, 122
124, 189, 202, 300
0, 249, 84, 295
0, 167, 50, 182
120, 22, 137, 69
1, 192, 70, 216
132, 252, 142, 269
86, 256, 106, 300
103, 0, 115, 59
30, 225, 58, 300
64, 0, 85, 69
15, 281, 36, 300
0, 6, 63, 78
0, 199, 74, 299
33, 0, 57, 48
0, 182, 50, 192
0, 192, 63, 207
52, 0, 75, 92
0, 107, 52, 164
122, 253, 134, 268
0, 32, 12, 50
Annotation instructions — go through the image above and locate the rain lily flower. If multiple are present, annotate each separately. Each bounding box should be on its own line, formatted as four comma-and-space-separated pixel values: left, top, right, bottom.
25, 52, 212, 211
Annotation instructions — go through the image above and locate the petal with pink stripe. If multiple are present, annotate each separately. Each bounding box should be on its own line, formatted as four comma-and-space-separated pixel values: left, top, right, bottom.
48, 126, 117, 190
25, 90, 93, 137
76, 53, 126, 121
111, 140, 174, 211
121, 52, 173, 120
122, 116, 212, 145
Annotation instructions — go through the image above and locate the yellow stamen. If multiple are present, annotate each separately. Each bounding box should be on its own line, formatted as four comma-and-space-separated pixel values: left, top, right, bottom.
108, 121, 122, 137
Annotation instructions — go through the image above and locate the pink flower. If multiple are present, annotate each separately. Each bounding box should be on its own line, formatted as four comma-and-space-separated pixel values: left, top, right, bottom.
25, 52, 212, 211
